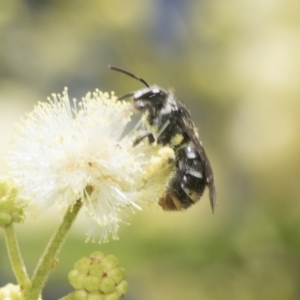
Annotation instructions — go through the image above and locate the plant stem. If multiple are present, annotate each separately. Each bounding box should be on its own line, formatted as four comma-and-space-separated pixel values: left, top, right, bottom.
4, 223, 31, 292
24, 200, 83, 300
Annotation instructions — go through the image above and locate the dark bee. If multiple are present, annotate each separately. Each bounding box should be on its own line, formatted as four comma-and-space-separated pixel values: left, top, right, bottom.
108, 65, 217, 213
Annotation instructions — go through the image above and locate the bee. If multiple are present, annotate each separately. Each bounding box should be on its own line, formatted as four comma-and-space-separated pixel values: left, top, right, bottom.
108, 65, 217, 213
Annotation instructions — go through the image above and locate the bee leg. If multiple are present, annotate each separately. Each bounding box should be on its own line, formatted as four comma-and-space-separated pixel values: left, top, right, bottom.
133, 132, 155, 147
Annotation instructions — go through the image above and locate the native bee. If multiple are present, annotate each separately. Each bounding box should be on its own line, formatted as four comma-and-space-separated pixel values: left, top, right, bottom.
108, 65, 217, 213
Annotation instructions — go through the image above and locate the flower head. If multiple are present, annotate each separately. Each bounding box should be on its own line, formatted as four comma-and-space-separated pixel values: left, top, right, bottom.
0, 178, 26, 227
68, 251, 128, 299
0, 283, 22, 300
6, 88, 173, 241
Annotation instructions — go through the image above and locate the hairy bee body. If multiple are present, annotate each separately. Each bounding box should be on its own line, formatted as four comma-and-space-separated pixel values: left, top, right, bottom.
109, 66, 217, 213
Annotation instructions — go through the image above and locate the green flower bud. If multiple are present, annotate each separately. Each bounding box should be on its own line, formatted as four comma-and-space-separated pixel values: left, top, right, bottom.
108, 268, 125, 285
103, 292, 120, 300
74, 257, 90, 273
90, 251, 105, 261
73, 290, 88, 300
0, 212, 12, 227
115, 280, 128, 296
68, 252, 128, 300
102, 255, 118, 271
0, 283, 41, 300
83, 276, 101, 293
87, 293, 105, 300
0, 179, 25, 227
68, 269, 85, 290
99, 278, 115, 294
88, 263, 104, 277
0, 283, 22, 300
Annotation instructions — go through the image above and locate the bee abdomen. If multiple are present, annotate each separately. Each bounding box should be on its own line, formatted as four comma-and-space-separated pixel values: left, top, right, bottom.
159, 145, 207, 211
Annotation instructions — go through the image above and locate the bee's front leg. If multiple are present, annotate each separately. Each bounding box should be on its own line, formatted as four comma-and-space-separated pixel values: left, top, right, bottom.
133, 131, 155, 147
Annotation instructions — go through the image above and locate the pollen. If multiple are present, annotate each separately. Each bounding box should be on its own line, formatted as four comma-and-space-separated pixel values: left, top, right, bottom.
170, 133, 184, 147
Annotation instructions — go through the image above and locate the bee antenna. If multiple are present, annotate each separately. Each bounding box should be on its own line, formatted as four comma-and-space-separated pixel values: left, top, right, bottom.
108, 65, 150, 88
117, 92, 135, 101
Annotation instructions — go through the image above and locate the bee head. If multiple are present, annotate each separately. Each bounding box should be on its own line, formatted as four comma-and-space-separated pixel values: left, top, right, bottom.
133, 87, 168, 113
108, 65, 168, 115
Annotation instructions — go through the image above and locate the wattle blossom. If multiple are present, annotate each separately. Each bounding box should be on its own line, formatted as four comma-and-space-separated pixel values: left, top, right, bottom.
6, 88, 173, 241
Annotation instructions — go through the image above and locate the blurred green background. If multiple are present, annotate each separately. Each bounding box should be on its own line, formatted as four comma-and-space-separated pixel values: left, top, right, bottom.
1, 1, 300, 299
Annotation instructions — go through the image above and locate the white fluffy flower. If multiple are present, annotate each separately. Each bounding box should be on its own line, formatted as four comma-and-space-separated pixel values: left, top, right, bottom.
6, 88, 173, 241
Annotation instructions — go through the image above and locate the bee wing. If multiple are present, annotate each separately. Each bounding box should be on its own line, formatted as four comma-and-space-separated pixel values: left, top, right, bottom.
176, 104, 217, 213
